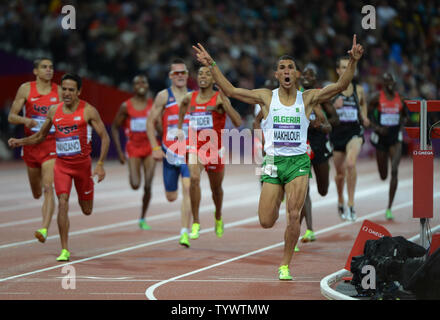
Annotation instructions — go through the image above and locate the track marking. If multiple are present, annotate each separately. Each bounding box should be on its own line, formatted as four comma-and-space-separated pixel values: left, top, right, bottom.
144, 193, 440, 300
0, 178, 414, 249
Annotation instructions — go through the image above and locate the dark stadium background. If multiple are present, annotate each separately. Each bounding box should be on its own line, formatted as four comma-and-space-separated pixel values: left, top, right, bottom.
0, 0, 438, 160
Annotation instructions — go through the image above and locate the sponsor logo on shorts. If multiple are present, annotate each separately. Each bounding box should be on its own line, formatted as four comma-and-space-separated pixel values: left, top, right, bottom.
84, 190, 92, 195
299, 168, 306, 173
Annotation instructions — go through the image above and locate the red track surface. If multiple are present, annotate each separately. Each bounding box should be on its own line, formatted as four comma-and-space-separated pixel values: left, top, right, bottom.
0, 156, 439, 300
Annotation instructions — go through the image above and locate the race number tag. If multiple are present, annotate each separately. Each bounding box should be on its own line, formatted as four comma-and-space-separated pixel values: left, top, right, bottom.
380, 113, 399, 126
337, 107, 358, 122
273, 124, 301, 147
263, 163, 278, 178
130, 117, 147, 132
56, 136, 81, 157
31, 115, 55, 133
189, 112, 213, 131
370, 131, 379, 144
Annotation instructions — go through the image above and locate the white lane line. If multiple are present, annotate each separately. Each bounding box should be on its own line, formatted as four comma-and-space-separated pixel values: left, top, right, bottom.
0, 169, 388, 213
0, 181, 432, 285
144, 192, 440, 300
0, 177, 415, 249
0, 179, 258, 218
0, 195, 258, 250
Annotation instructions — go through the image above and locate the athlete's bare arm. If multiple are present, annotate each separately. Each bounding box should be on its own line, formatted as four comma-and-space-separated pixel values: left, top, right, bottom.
367, 92, 384, 134
8, 104, 56, 148
8, 82, 36, 128
303, 35, 363, 112
147, 89, 168, 160
400, 97, 409, 127
57, 85, 63, 102
217, 89, 242, 127
321, 100, 339, 128
111, 102, 128, 164
312, 104, 332, 134
85, 104, 110, 182
193, 43, 272, 116
357, 84, 370, 127
177, 92, 192, 130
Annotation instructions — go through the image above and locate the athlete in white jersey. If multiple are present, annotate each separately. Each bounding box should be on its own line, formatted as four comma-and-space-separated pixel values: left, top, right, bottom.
193, 34, 364, 280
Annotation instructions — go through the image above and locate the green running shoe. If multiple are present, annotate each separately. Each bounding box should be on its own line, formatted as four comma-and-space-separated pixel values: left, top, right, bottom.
179, 232, 190, 248
278, 265, 292, 280
139, 219, 151, 230
56, 249, 70, 262
301, 229, 316, 243
35, 228, 47, 243
385, 209, 394, 220
189, 223, 200, 239
215, 217, 224, 238
294, 245, 300, 252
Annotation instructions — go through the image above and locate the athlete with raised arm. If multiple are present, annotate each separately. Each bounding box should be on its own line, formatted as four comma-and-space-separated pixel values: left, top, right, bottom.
192, 35, 364, 280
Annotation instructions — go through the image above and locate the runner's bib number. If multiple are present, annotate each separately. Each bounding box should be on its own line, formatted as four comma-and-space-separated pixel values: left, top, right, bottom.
189, 112, 213, 131
56, 136, 81, 157
337, 107, 358, 122
273, 124, 301, 147
130, 117, 147, 132
380, 113, 399, 126
31, 115, 55, 133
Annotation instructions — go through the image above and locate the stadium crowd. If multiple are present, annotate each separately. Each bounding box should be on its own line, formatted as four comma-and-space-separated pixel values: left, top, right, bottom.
0, 0, 438, 117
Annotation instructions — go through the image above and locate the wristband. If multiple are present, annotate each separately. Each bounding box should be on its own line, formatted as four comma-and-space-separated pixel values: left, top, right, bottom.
97, 161, 104, 166
153, 146, 161, 151
210, 61, 216, 68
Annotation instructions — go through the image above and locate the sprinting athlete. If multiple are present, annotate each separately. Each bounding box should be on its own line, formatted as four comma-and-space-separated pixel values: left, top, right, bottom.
111, 75, 156, 230
329, 56, 370, 221
178, 66, 242, 241
8, 58, 61, 243
9, 73, 110, 261
368, 72, 408, 220
147, 58, 193, 247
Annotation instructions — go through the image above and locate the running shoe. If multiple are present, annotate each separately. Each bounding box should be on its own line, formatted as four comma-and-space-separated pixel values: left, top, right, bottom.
385, 209, 394, 220
278, 265, 292, 280
301, 229, 316, 243
215, 217, 224, 238
56, 249, 70, 261
294, 245, 300, 252
179, 232, 190, 248
338, 204, 347, 221
139, 219, 151, 230
348, 206, 357, 221
35, 228, 47, 243
189, 223, 200, 239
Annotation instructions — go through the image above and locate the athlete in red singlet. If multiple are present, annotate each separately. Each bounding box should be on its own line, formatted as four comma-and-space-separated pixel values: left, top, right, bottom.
9, 73, 110, 261
111, 75, 156, 230
8, 58, 61, 243
368, 72, 408, 220
178, 66, 242, 240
